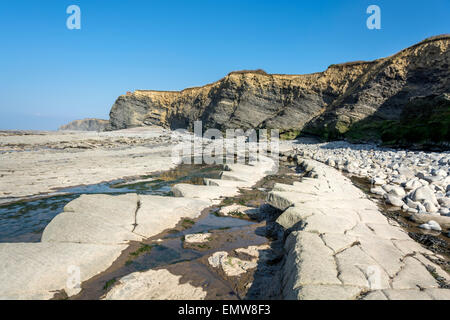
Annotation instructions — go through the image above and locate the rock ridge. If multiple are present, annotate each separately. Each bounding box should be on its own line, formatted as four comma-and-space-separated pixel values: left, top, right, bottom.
107, 35, 449, 142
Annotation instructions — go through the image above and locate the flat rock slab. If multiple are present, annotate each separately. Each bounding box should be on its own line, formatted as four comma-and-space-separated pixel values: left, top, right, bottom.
288, 284, 363, 300
283, 231, 341, 289
277, 158, 450, 300
0, 242, 126, 299
3, 193, 212, 299
172, 184, 239, 203
391, 256, 439, 289
204, 179, 248, 188
63, 193, 139, 230
207, 244, 269, 277
134, 195, 211, 238
42, 194, 142, 244
104, 269, 207, 300
221, 160, 277, 185
0, 128, 176, 199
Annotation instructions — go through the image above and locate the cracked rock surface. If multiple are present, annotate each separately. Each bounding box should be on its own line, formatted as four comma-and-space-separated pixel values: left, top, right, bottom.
0, 153, 277, 299
268, 158, 450, 300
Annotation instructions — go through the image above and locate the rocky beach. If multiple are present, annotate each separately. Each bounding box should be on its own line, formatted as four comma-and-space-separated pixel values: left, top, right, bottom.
0, 128, 449, 300
0, 34, 449, 301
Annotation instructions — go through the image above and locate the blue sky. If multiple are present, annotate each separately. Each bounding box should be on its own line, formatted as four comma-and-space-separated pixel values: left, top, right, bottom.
0, 0, 448, 130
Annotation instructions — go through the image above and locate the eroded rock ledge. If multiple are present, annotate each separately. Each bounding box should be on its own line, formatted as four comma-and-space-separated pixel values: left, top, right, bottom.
268, 159, 450, 300
0, 156, 277, 299
108, 35, 449, 140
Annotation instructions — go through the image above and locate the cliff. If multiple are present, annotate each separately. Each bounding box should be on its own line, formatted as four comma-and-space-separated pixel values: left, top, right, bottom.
59, 118, 109, 132
107, 35, 450, 142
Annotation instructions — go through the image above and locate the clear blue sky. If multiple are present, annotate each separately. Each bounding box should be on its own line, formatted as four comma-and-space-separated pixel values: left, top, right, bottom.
0, 0, 448, 130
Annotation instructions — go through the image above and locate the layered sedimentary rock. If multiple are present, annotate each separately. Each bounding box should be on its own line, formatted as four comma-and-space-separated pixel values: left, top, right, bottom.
59, 118, 109, 131
268, 158, 450, 300
108, 35, 449, 139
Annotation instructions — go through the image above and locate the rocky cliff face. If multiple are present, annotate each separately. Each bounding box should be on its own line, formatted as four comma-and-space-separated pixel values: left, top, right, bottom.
59, 118, 109, 132
107, 35, 449, 138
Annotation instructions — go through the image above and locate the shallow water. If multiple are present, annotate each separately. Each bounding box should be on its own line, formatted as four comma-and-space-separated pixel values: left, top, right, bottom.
72, 208, 270, 300
71, 165, 295, 300
0, 164, 222, 242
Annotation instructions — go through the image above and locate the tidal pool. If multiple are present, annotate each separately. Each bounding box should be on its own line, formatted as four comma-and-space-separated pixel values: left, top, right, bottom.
0, 164, 222, 242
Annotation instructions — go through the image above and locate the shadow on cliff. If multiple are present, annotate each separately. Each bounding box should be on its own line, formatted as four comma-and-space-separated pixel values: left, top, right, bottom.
300, 92, 450, 152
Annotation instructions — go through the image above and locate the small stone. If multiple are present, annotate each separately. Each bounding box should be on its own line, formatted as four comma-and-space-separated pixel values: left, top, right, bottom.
419, 220, 442, 232
388, 186, 406, 198
437, 197, 450, 207
419, 223, 432, 230
208, 251, 228, 268
385, 194, 404, 207
423, 200, 438, 214
371, 178, 386, 186
370, 186, 385, 196
404, 179, 422, 191
184, 233, 211, 244
428, 220, 442, 231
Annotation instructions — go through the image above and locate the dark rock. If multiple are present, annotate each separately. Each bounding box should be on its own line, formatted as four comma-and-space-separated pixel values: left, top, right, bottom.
59, 119, 109, 132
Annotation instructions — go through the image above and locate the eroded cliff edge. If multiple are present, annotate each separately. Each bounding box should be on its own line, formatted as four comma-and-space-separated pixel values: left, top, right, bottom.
107, 35, 449, 144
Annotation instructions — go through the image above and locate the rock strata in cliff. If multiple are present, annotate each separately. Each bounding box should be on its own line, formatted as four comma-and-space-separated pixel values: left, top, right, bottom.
107, 35, 449, 140
59, 118, 109, 131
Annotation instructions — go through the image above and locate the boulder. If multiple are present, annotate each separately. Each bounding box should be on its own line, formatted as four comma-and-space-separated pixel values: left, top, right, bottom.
410, 186, 438, 206
385, 194, 404, 207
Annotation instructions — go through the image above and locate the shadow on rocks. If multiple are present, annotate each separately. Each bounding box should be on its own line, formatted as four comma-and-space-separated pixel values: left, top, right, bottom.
244, 206, 286, 300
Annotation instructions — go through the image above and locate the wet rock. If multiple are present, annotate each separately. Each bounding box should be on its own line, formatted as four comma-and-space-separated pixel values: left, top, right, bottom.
135, 195, 211, 238
419, 220, 442, 232
208, 251, 228, 268
184, 233, 211, 244
235, 244, 271, 261
408, 232, 450, 255
218, 204, 259, 217
208, 248, 260, 277
409, 213, 450, 230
